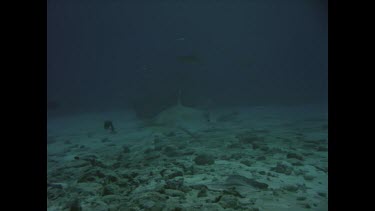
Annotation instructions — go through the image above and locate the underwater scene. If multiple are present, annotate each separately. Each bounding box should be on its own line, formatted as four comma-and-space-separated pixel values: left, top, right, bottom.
47, 0, 328, 210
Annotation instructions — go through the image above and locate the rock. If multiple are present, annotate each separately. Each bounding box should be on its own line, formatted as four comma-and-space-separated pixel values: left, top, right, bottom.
291, 161, 304, 166
102, 184, 118, 196
252, 143, 261, 149
194, 154, 215, 165
256, 156, 266, 161
164, 189, 186, 198
217, 111, 239, 122
283, 184, 299, 192
77, 169, 106, 183
240, 160, 254, 167
225, 175, 269, 190
218, 195, 240, 209
271, 162, 294, 175
260, 146, 270, 151
101, 138, 110, 142
223, 187, 244, 198
68, 199, 82, 211
197, 188, 208, 197
236, 132, 264, 144
287, 153, 304, 161
303, 174, 315, 181
230, 153, 244, 160
135, 192, 167, 210
163, 145, 180, 157
226, 141, 242, 149
318, 192, 327, 197
160, 168, 184, 179
165, 131, 176, 137
144, 148, 154, 154
297, 196, 306, 201
165, 178, 184, 190
248, 180, 268, 190
317, 146, 328, 151
122, 145, 130, 153
258, 171, 266, 175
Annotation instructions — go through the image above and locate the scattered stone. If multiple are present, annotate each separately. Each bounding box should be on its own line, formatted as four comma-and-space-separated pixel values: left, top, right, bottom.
194, 154, 215, 165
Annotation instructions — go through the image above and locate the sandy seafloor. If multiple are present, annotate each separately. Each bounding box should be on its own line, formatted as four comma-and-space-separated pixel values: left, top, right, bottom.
47, 104, 328, 211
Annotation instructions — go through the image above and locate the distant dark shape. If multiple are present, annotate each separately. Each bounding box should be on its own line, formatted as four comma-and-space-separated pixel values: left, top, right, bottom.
176, 54, 203, 65
47, 100, 60, 110
104, 120, 116, 134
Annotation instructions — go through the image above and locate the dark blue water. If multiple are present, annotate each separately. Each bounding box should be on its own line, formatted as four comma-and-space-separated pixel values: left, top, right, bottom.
48, 0, 327, 117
